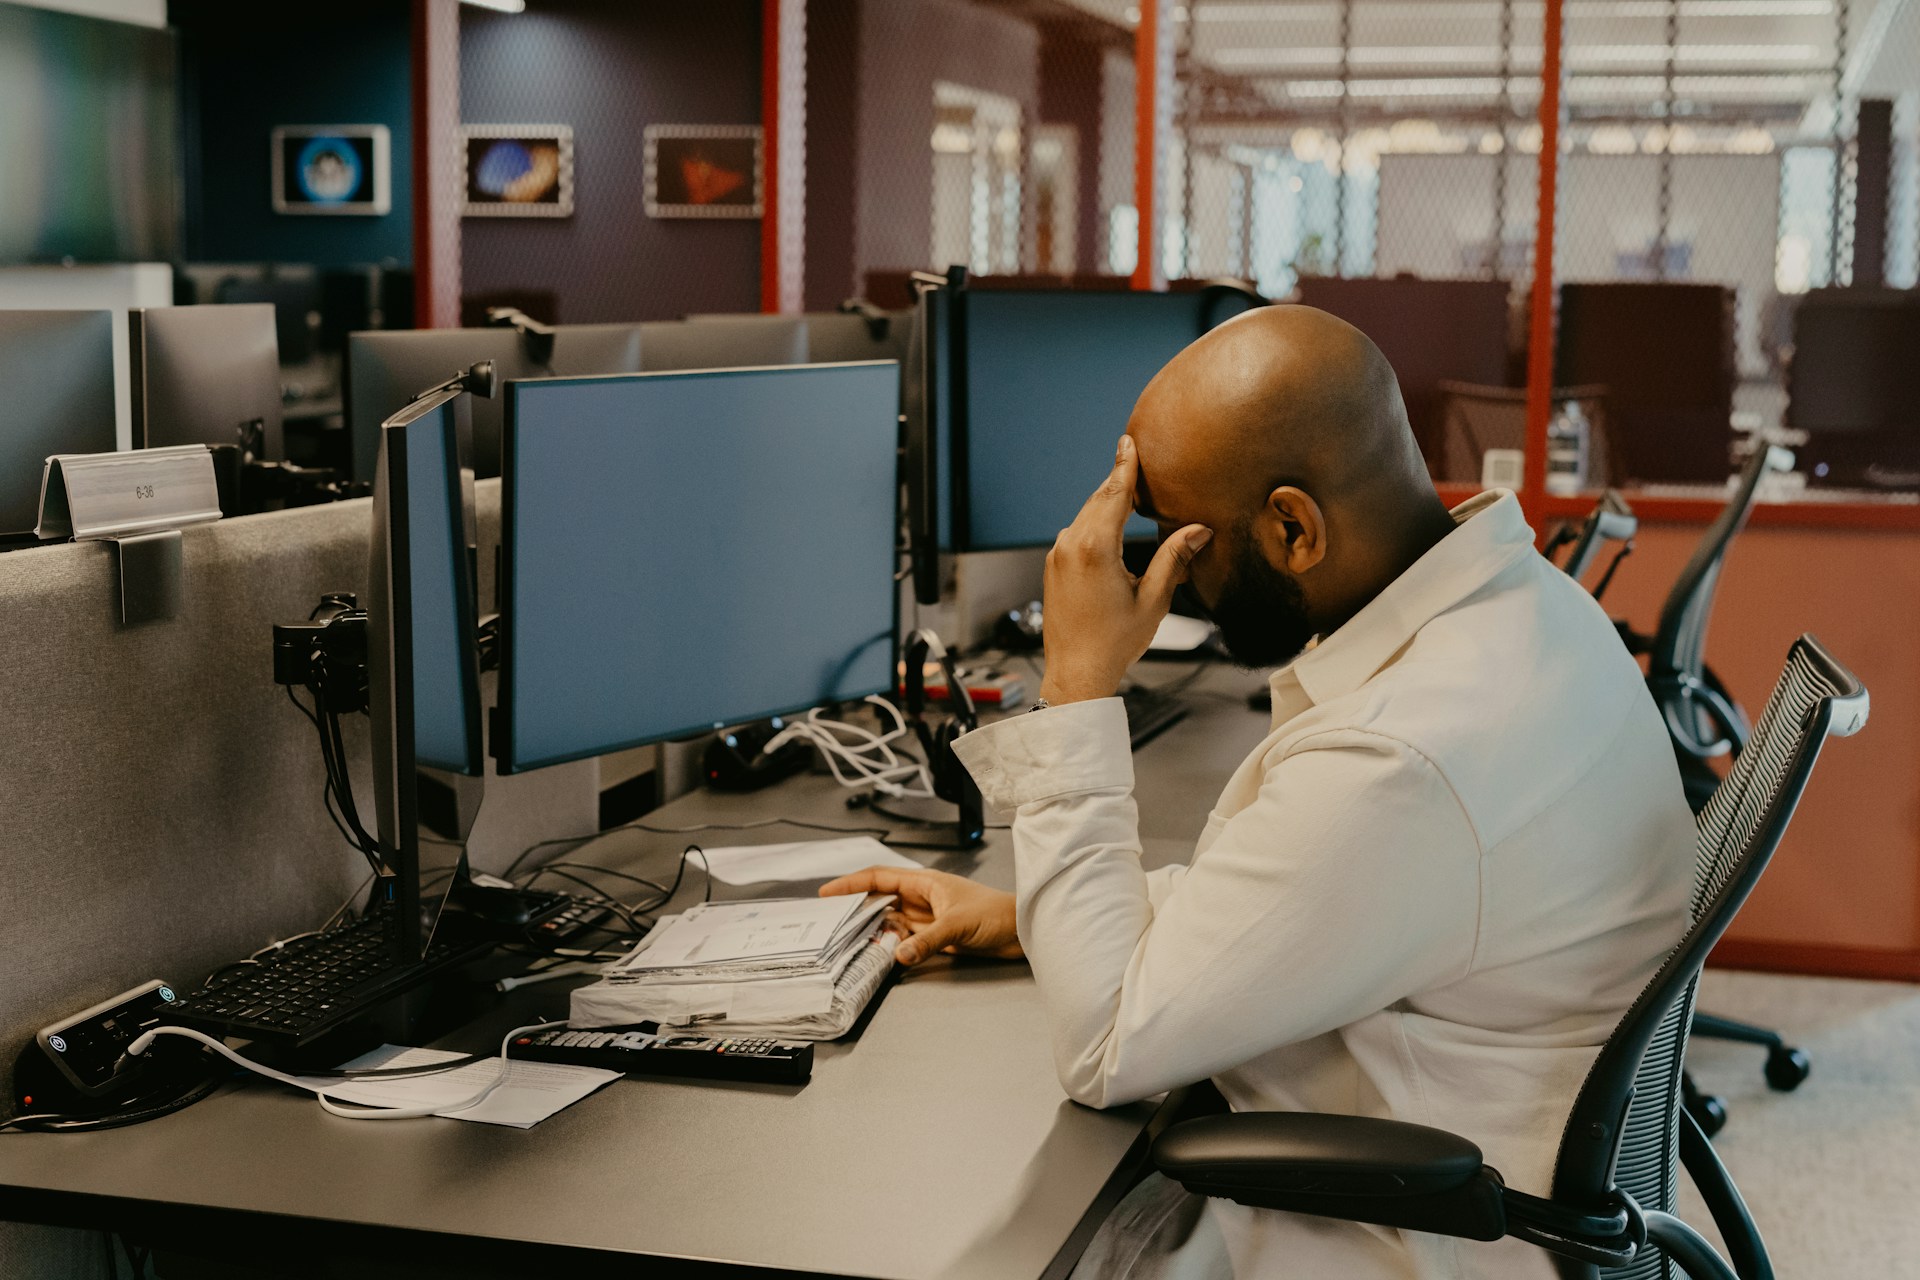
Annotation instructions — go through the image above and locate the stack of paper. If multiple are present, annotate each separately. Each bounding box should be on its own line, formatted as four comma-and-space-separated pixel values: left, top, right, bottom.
569, 892, 897, 1039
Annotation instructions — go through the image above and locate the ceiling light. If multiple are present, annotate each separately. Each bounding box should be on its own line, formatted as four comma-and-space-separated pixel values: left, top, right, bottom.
460, 0, 526, 11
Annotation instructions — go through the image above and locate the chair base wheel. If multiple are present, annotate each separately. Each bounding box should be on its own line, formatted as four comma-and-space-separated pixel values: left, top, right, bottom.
1686, 1091, 1728, 1137
1765, 1046, 1810, 1091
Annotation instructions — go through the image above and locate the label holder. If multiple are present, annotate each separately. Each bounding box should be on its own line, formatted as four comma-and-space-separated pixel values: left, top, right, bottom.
36, 448, 223, 626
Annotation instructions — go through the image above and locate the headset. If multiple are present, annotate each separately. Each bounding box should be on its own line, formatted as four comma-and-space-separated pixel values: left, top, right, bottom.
901, 629, 985, 847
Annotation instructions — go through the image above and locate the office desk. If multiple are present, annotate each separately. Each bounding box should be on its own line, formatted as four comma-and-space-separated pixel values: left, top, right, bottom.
0, 664, 1270, 1279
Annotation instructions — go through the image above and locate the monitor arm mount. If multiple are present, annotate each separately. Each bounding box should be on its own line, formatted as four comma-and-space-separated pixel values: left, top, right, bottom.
838, 297, 893, 342
485, 306, 556, 371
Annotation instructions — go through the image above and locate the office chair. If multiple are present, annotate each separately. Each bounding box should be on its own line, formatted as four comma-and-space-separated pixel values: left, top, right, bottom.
1548, 488, 1636, 598
1155, 635, 1867, 1280
1621, 444, 1804, 1132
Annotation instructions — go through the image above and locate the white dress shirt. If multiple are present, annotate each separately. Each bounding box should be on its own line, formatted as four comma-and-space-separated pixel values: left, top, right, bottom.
951, 491, 1694, 1280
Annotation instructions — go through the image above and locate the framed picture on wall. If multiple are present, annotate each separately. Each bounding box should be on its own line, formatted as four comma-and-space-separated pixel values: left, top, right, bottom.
270, 125, 391, 216
644, 125, 762, 219
462, 125, 575, 218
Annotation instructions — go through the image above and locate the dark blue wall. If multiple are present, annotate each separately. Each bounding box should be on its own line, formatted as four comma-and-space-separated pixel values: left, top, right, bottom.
460, 0, 762, 323
171, 0, 413, 267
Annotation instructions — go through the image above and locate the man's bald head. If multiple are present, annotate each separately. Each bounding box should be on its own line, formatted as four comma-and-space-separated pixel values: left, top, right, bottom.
1130, 304, 1425, 515
1124, 304, 1454, 647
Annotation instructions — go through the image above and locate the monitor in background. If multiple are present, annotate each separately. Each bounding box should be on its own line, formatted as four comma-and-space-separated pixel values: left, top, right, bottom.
0, 5, 179, 264
643, 315, 810, 371
346, 324, 646, 483
497, 362, 900, 774
0, 310, 117, 538
1790, 288, 1920, 490
213, 270, 324, 366
1295, 276, 1512, 467
953, 288, 1254, 551
367, 385, 487, 958
1556, 282, 1736, 485
804, 310, 909, 365
129, 304, 285, 459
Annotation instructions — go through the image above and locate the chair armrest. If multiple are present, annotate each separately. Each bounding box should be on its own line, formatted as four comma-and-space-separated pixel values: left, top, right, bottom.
1152, 1112, 1483, 1198
1153, 1112, 1508, 1241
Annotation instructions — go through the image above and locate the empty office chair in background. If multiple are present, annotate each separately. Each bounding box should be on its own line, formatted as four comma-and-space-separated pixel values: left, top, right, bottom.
1436, 381, 1617, 488
1155, 635, 1868, 1280
1619, 443, 1804, 1134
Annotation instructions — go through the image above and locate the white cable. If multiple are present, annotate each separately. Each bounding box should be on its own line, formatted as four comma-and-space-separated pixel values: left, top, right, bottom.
763, 697, 938, 800
126, 1020, 568, 1121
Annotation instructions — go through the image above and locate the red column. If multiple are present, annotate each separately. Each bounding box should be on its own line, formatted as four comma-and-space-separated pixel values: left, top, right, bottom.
1131, 0, 1164, 291
1521, 0, 1565, 522
761, 0, 782, 313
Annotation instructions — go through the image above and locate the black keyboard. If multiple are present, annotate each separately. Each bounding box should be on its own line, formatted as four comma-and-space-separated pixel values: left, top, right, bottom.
1122, 686, 1190, 750
163, 911, 490, 1049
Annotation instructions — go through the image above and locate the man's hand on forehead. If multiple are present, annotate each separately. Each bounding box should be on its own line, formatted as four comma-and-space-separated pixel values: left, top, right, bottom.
1035, 436, 1214, 707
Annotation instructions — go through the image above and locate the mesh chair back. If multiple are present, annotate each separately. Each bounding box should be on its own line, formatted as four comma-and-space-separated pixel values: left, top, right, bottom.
1550, 636, 1867, 1279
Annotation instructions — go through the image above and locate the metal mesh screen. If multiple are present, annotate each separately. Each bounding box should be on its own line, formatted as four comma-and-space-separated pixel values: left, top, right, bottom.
1172, 1, 1545, 297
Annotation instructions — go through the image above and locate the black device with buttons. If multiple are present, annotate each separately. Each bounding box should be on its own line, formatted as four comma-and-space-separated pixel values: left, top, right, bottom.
10, 979, 218, 1125
508, 1027, 813, 1086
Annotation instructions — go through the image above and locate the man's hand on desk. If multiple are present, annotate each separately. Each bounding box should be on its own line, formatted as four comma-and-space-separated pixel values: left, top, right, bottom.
821, 868, 1022, 968
1041, 435, 1212, 706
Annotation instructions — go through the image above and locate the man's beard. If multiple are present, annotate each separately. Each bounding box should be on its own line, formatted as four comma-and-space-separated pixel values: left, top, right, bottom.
1196, 536, 1316, 670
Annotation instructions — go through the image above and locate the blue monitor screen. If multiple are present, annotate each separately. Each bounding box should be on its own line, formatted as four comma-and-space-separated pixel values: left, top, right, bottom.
405, 400, 478, 773
501, 363, 900, 773
959, 291, 1247, 550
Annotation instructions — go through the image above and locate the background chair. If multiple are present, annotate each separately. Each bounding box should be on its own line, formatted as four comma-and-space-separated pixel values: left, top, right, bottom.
1154, 635, 1867, 1280
1547, 487, 1636, 596
1437, 380, 1618, 488
1620, 444, 1808, 1132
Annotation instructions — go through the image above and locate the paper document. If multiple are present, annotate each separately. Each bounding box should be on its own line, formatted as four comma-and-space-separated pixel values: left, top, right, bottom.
294, 1046, 618, 1128
696, 836, 919, 885
1148, 614, 1215, 653
616, 894, 876, 973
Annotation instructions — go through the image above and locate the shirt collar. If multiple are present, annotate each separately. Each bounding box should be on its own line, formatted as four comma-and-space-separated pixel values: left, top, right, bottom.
1275, 489, 1536, 709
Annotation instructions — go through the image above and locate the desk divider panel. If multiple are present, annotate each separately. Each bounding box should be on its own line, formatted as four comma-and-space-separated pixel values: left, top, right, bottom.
0, 479, 596, 1098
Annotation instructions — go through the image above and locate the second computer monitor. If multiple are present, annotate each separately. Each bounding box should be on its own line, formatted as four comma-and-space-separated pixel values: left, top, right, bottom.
346, 324, 646, 483
129, 303, 284, 458
642, 314, 809, 371
956, 290, 1249, 550
0, 309, 116, 538
498, 362, 900, 774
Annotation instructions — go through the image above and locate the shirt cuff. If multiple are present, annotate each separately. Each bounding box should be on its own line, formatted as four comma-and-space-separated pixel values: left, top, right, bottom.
949, 697, 1134, 811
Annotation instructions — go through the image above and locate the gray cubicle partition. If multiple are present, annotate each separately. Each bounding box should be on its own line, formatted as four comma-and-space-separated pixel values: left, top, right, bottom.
0, 481, 596, 1274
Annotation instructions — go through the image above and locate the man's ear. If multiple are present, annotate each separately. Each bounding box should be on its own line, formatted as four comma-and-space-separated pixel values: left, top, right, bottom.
1259, 486, 1328, 574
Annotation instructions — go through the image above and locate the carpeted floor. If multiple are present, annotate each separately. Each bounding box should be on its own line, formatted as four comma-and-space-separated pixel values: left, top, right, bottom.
1677, 969, 1920, 1274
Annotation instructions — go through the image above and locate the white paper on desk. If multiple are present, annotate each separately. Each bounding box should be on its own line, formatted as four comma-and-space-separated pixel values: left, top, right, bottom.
696, 836, 919, 886
1148, 614, 1215, 652
294, 1046, 619, 1129
618, 894, 870, 972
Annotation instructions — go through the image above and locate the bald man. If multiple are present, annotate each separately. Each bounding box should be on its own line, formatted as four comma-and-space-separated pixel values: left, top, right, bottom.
826, 307, 1692, 1279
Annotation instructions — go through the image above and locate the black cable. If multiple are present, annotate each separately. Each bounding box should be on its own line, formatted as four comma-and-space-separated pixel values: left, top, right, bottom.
526, 862, 672, 903
501, 816, 895, 880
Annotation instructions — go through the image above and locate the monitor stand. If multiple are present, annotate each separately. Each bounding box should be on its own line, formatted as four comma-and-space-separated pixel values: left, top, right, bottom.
856, 793, 984, 852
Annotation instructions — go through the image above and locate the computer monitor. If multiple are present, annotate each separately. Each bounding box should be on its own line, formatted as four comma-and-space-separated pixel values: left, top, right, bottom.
346, 324, 646, 483
804, 310, 908, 364
497, 362, 900, 774
950, 287, 1256, 551
129, 304, 285, 459
1790, 288, 1920, 489
642, 315, 809, 371
0, 310, 117, 538
366, 385, 486, 958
